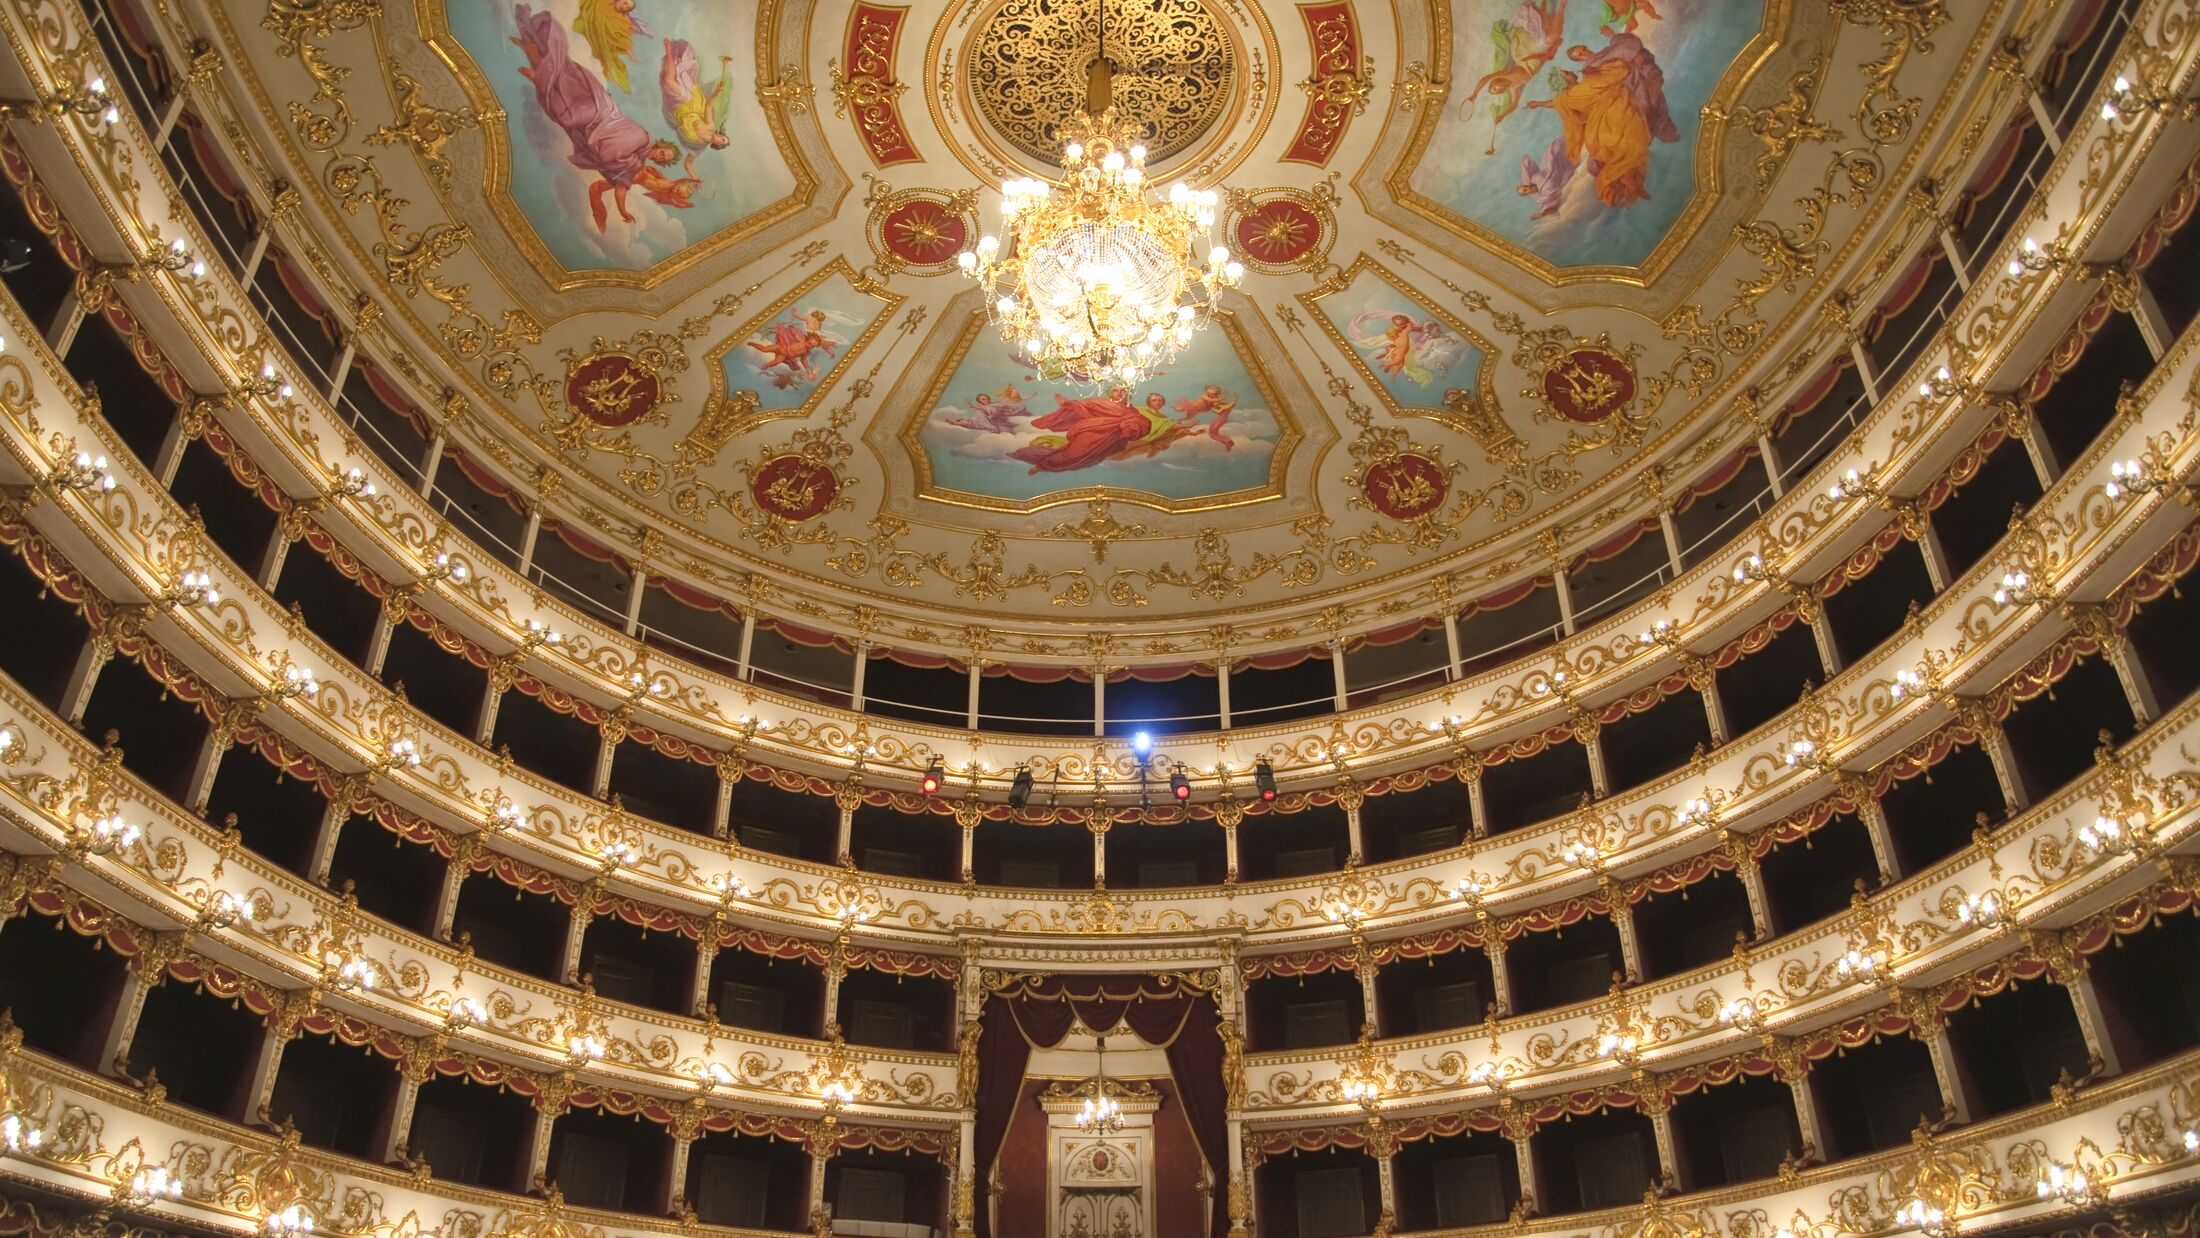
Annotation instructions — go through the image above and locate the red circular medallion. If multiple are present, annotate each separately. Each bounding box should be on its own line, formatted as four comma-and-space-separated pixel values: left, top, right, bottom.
564, 353, 661, 427
751, 455, 840, 521
1234, 198, 1324, 268
1091, 1149, 1111, 1172
1542, 348, 1637, 423
880, 199, 969, 268
1361, 453, 1448, 520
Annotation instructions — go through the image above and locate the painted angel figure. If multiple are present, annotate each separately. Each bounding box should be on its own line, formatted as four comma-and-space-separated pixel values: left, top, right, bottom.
571, 0, 651, 93
1173, 384, 1239, 448
943, 386, 1030, 433
745, 308, 848, 388
1598, 0, 1663, 36
659, 38, 734, 177
1462, 0, 1567, 155
1347, 312, 1468, 388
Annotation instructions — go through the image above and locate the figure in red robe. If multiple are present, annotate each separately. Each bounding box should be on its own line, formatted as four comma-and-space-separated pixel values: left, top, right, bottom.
1008, 388, 1154, 474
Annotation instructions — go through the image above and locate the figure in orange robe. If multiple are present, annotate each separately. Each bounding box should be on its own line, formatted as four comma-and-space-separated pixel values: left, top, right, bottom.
1528, 34, 1678, 209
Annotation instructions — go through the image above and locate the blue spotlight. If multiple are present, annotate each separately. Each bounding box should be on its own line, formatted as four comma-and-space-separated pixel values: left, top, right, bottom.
1131, 731, 1154, 759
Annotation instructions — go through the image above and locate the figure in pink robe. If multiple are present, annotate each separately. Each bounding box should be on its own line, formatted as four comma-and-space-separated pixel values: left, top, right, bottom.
510, 4, 697, 232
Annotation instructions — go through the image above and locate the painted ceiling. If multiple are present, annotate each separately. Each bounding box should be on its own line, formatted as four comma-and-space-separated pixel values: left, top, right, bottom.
210, 0, 1998, 655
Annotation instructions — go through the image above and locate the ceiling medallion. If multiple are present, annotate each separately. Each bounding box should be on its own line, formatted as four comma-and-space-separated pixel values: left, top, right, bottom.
968, 0, 1233, 167
958, 5, 1244, 390
749, 455, 844, 522
1358, 452, 1450, 521
864, 179, 979, 274
1223, 181, 1339, 274
1540, 345, 1638, 423
564, 351, 664, 428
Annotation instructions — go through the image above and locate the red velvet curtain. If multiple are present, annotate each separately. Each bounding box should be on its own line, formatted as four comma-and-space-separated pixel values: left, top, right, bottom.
975, 975, 1232, 1238
973, 997, 1032, 1238
1163, 999, 1232, 1238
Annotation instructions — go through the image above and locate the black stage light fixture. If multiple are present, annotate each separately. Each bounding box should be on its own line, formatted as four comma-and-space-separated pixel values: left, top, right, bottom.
1170, 764, 1191, 801
1254, 758, 1277, 801
921, 759, 945, 796
1008, 766, 1035, 810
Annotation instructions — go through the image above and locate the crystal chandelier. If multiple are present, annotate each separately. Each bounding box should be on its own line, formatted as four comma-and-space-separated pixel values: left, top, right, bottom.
1075, 1035, 1125, 1135
957, 5, 1242, 390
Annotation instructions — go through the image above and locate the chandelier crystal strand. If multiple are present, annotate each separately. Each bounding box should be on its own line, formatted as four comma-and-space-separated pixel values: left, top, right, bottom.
959, 108, 1242, 390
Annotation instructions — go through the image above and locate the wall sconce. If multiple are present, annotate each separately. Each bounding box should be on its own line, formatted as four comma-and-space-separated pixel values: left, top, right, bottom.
0, 74, 119, 126
2099, 74, 2199, 122
2005, 235, 2068, 278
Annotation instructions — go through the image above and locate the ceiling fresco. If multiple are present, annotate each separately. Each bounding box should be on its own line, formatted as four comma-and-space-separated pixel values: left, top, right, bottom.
1408, 0, 1770, 272
199, 0, 1994, 652
904, 311, 1293, 513
1305, 259, 1496, 421
428, 0, 810, 282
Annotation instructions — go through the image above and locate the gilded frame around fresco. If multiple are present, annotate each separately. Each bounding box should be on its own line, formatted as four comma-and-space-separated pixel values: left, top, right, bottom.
414, 0, 823, 293
1378, 0, 1794, 290
693, 256, 906, 440
1296, 254, 1505, 435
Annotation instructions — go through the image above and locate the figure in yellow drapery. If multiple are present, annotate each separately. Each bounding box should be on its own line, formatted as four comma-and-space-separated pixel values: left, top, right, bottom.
1528, 33, 1679, 209
658, 38, 734, 177
571, 0, 650, 94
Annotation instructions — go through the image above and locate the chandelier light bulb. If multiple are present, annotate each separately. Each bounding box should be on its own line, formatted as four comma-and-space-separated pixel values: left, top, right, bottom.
2036, 1161, 2092, 1205
278, 663, 320, 699
1836, 946, 1884, 981
202, 889, 253, 928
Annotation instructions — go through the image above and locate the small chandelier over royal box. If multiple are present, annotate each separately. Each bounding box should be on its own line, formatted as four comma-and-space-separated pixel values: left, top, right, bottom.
958, 3, 1244, 390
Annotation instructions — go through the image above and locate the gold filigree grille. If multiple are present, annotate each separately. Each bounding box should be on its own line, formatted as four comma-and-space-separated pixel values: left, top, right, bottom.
968, 0, 1234, 165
